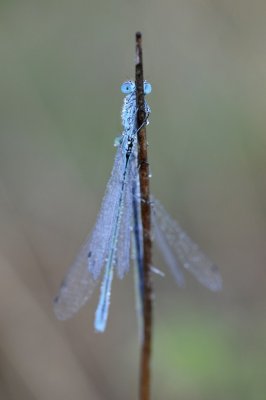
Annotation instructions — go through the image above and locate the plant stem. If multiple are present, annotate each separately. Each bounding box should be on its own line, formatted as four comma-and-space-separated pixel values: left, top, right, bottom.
135, 31, 153, 400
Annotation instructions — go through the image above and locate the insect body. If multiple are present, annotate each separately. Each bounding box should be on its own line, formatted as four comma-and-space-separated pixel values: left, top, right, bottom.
54, 81, 222, 332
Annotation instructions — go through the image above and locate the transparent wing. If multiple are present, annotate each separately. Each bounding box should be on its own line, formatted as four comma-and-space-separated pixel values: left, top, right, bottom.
94, 154, 134, 331
53, 147, 127, 320
151, 197, 222, 291
116, 158, 135, 279
87, 146, 127, 280
152, 212, 185, 287
53, 237, 99, 320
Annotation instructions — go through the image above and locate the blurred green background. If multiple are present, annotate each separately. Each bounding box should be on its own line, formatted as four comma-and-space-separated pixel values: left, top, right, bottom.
1, 1, 266, 399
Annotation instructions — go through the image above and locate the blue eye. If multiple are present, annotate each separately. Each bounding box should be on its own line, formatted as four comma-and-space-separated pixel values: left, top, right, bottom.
121, 81, 135, 94
144, 81, 152, 95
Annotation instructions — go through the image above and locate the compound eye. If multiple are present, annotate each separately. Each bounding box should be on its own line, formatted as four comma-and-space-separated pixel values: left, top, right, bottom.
144, 81, 152, 95
121, 81, 135, 94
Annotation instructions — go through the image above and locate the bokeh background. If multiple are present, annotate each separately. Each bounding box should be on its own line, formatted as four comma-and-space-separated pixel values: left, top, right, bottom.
1, 1, 266, 399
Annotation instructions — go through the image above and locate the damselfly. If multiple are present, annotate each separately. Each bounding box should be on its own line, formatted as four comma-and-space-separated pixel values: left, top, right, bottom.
54, 80, 222, 332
